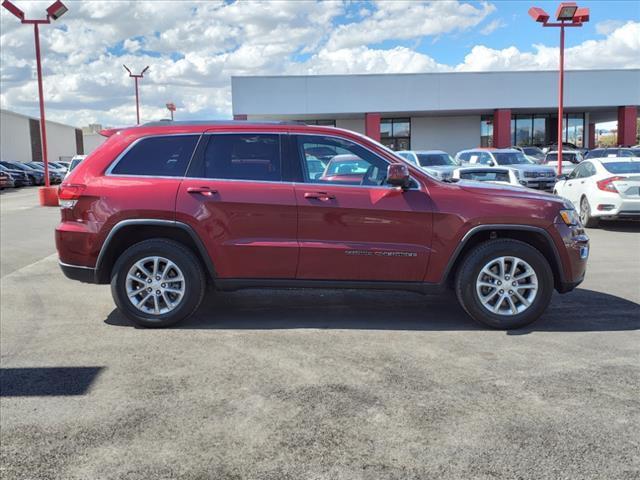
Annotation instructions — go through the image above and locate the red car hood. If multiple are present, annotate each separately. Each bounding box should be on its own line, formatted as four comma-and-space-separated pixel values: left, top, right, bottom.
457, 180, 564, 203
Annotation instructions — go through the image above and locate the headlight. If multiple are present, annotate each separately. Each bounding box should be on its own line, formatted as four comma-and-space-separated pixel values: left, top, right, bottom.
559, 209, 580, 226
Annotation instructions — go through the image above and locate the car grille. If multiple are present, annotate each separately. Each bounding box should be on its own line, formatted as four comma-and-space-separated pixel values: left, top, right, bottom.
524, 171, 555, 178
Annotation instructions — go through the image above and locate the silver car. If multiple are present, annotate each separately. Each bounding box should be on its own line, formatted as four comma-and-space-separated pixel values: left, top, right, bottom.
455, 148, 557, 191
396, 150, 458, 180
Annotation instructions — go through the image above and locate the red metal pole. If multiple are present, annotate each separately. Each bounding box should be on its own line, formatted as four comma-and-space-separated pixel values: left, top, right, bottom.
557, 23, 565, 176
134, 76, 140, 124
33, 23, 50, 187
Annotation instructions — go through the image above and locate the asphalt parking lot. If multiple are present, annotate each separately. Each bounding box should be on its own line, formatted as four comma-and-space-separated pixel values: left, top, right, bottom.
1, 187, 639, 480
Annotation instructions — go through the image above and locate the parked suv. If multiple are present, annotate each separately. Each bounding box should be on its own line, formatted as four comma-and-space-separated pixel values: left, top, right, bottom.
57, 122, 589, 329
456, 148, 557, 191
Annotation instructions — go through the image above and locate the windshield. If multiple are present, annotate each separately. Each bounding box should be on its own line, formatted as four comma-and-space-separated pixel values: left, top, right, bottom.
602, 162, 640, 174
493, 152, 532, 165
523, 147, 543, 156
547, 153, 576, 162
69, 159, 83, 171
416, 153, 456, 167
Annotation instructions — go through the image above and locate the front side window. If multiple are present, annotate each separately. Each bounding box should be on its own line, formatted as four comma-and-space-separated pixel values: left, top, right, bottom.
111, 135, 199, 176
196, 134, 281, 181
297, 135, 389, 186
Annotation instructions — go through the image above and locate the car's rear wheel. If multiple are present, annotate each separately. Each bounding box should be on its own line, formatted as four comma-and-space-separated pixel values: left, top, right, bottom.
580, 196, 599, 228
111, 239, 206, 328
455, 239, 554, 329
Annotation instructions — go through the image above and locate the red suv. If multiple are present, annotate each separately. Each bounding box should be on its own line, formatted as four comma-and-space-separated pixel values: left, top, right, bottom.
56, 121, 589, 329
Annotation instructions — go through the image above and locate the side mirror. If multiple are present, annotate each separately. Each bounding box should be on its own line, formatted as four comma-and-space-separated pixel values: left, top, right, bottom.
387, 164, 410, 189
557, 174, 568, 181
487, 160, 496, 167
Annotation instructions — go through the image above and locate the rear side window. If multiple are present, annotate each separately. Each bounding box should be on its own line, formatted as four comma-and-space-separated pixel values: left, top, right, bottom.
111, 135, 199, 176
194, 134, 281, 181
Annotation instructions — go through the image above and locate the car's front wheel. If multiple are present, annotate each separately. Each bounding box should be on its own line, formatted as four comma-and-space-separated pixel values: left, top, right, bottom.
455, 239, 554, 329
111, 239, 206, 328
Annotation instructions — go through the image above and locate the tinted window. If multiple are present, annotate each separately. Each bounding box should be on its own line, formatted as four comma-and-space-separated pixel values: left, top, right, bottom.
493, 152, 531, 165
460, 170, 511, 183
570, 163, 588, 179
297, 135, 388, 186
416, 153, 456, 167
457, 152, 471, 162
197, 134, 281, 181
112, 135, 199, 176
586, 149, 602, 159
602, 162, 640, 174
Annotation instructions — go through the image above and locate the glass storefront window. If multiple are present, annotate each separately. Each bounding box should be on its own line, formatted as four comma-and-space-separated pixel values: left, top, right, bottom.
380, 118, 410, 150
532, 115, 546, 146
515, 115, 533, 146
481, 115, 493, 147
303, 119, 336, 126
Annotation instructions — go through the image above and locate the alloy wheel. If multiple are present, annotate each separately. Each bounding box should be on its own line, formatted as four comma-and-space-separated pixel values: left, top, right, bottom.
475, 256, 538, 316
125, 256, 185, 315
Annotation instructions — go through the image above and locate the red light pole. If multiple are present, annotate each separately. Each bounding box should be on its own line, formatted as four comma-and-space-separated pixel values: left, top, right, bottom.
166, 102, 176, 121
2, 0, 68, 201
123, 65, 149, 124
529, 2, 590, 176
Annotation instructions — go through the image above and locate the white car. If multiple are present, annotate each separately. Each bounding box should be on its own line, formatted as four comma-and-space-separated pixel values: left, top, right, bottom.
553, 157, 640, 227
544, 150, 583, 175
452, 166, 524, 187
396, 150, 458, 180
64, 155, 86, 179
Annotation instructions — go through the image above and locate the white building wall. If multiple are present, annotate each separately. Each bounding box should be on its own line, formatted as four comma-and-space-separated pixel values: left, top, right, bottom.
411, 116, 481, 155
45, 121, 78, 162
0, 109, 79, 162
1, 110, 32, 163
83, 133, 106, 154
335, 118, 365, 135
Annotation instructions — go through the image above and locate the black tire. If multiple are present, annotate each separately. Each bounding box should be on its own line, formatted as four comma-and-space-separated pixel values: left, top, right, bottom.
580, 196, 599, 228
455, 239, 554, 329
111, 239, 206, 328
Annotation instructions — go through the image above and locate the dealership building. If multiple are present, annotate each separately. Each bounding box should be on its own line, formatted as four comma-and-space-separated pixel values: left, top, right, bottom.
231, 69, 639, 154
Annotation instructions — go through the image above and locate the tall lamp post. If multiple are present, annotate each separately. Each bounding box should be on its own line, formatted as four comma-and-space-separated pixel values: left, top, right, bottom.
2, 0, 68, 199
166, 102, 176, 121
123, 65, 149, 124
529, 2, 589, 175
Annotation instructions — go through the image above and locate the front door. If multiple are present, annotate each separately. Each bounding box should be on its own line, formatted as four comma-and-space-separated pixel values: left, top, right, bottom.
175, 132, 298, 278
292, 134, 432, 282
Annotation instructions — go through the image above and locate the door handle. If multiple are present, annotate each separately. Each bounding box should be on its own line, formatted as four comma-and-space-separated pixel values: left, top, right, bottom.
304, 191, 335, 201
187, 186, 218, 196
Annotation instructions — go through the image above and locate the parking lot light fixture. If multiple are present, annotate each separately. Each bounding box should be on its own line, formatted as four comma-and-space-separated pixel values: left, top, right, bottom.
528, 2, 589, 176
123, 65, 150, 124
166, 102, 176, 121
2, 0, 68, 198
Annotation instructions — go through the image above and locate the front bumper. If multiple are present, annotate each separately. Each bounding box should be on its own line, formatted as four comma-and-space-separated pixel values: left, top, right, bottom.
521, 179, 556, 191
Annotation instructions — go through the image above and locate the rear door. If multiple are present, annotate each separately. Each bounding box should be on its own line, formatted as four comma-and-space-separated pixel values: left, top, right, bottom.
175, 132, 298, 278
292, 134, 432, 282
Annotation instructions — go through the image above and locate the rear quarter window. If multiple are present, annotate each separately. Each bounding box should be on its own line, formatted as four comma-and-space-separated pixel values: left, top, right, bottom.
110, 135, 200, 176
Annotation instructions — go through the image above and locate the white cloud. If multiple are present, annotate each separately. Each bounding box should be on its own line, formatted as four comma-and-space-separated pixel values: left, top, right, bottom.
326, 1, 495, 50
456, 21, 640, 71
480, 18, 506, 35
596, 19, 625, 36
1, 1, 638, 128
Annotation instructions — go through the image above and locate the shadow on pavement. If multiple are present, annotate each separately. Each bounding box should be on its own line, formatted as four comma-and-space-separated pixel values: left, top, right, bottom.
105, 287, 640, 334
593, 220, 640, 233
0, 367, 104, 397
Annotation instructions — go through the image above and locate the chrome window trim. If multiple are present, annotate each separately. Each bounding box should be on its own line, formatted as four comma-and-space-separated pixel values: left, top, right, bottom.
104, 133, 203, 177
102, 130, 422, 190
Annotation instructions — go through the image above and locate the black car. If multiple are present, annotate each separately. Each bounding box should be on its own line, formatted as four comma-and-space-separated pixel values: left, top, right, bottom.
0, 161, 45, 185
0, 171, 14, 189
585, 147, 638, 159
0, 164, 31, 187
26, 162, 64, 184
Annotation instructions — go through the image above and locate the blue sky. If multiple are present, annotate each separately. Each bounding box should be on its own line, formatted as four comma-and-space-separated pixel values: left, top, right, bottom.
1, 1, 638, 127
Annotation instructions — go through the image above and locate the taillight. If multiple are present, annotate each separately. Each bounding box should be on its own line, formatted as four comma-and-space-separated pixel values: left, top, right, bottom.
58, 184, 85, 209
596, 176, 625, 193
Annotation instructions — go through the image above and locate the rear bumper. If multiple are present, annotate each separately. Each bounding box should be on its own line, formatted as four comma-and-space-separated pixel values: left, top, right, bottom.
59, 261, 96, 284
